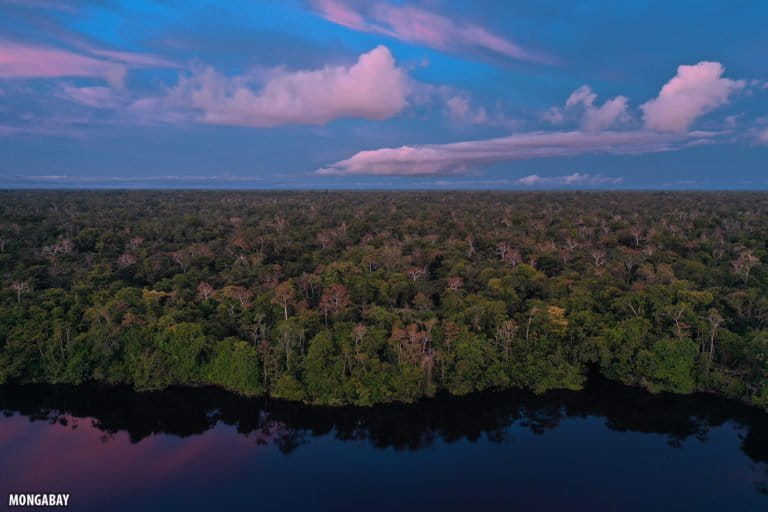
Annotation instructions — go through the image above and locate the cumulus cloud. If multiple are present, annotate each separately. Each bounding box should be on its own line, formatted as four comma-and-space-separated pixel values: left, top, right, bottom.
641, 61, 744, 133
310, 0, 550, 63
545, 85, 629, 132
0, 40, 174, 88
515, 173, 623, 186
147, 45, 409, 127
566, 86, 629, 132
317, 130, 717, 176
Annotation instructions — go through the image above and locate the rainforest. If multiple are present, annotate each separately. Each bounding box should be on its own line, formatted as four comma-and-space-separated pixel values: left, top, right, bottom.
1, 191, 767, 410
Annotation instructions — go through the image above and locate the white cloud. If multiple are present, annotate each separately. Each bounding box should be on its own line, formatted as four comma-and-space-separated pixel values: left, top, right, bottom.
515, 173, 623, 186
641, 61, 744, 133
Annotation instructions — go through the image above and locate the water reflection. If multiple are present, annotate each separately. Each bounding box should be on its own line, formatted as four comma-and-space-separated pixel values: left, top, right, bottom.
1, 378, 767, 510
2, 378, 767, 460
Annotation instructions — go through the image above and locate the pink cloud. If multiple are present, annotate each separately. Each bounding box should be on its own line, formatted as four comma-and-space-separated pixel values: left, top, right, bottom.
311, 0, 550, 63
445, 95, 488, 124
0, 40, 176, 87
0, 42, 122, 82
153, 45, 409, 127
76, 46, 176, 69
314, 0, 368, 29
316, 130, 719, 176
443, 93, 519, 128
641, 61, 744, 133
59, 85, 124, 109
546, 85, 630, 132
542, 106, 565, 125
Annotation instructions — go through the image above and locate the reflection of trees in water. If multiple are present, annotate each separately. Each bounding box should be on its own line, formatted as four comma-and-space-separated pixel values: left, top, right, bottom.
755, 464, 768, 496
249, 413, 308, 454
1, 377, 767, 462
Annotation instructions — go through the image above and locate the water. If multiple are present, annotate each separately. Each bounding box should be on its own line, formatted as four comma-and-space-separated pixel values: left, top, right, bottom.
1, 378, 767, 511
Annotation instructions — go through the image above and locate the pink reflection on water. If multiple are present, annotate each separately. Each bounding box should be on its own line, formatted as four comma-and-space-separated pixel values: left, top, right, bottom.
0, 413, 264, 505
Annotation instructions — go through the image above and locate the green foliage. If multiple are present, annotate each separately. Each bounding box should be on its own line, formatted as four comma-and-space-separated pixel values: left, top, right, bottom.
303, 331, 343, 404
272, 373, 306, 402
642, 339, 698, 394
447, 333, 508, 395
157, 322, 208, 383
1, 191, 766, 410
206, 338, 263, 396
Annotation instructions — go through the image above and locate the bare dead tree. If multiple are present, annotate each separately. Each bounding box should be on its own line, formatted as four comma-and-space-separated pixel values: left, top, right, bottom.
732, 250, 759, 283
706, 309, 724, 363
10, 280, 31, 303
116, 253, 137, 268
495, 319, 518, 360
196, 281, 215, 301
446, 276, 463, 291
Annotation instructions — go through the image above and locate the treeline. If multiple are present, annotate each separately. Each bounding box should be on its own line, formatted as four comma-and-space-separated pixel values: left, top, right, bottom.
0, 191, 766, 408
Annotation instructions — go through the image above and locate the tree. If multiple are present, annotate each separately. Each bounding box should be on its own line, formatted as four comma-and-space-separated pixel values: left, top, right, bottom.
446, 276, 463, 291
319, 284, 350, 324
591, 249, 607, 275
706, 308, 724, 363
351, 324, 368, 368
629, 226, 644, 247
168, 250, 189, 273
9, 280, 31, 303
276, 319, 304, 372
116, 253, 137, 268
732, 250, 759, 283
220, 286, 254, 308
1, 190, 768, 409
304, 331, 341, 404
525, 306, 539, 343
495, 319, 518, 360
272, 281, 295, 321
127, 236, 144, 251
644, 338, 698, 394
197, 281, 215, 301
206, 338, 262, 396
407, 267, 425, 281
663, 304, 692, 341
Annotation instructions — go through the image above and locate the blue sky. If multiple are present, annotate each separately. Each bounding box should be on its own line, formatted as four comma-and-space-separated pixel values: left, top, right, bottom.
0, 0, 766, 189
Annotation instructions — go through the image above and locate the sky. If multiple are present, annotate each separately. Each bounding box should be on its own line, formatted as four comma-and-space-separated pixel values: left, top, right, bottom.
0, 0, 767, 189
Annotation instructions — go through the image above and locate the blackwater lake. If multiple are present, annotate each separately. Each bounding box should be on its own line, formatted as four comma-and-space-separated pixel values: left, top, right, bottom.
1, 378, 767, 511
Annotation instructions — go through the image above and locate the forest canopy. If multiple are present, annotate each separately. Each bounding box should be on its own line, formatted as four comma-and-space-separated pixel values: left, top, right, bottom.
1, 191, 767, 409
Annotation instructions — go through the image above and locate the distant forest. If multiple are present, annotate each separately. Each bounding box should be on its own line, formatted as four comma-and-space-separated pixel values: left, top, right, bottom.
1, 191, 767, 409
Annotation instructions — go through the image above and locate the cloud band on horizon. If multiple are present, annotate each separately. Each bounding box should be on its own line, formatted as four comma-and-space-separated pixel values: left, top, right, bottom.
315, 130, 720, 176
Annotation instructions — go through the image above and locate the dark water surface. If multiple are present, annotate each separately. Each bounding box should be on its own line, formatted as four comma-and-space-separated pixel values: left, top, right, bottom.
1, 378, 767, 511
